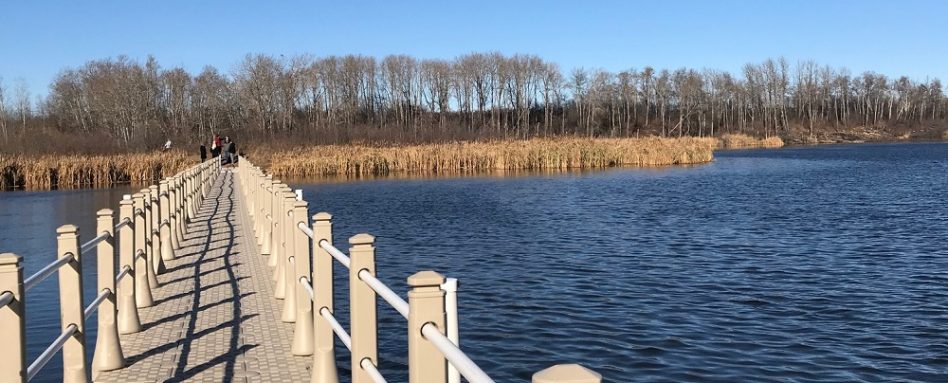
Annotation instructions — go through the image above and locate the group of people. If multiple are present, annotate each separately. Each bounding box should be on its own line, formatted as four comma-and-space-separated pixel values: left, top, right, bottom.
199, 134, 238, 165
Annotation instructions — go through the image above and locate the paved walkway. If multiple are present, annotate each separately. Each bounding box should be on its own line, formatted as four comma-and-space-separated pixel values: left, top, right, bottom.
96, 169, 311, 382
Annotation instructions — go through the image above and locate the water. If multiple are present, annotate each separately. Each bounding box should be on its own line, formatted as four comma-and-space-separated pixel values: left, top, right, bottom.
3, 143, 948, 382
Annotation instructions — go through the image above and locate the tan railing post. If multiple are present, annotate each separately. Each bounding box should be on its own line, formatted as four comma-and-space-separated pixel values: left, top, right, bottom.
93, 209, 125, 372
408, 270, 447, 383
175, 176, 186, 243
184, 172, 194, 223
169, 178, 181, 251
149, 185, 166, 274
57, 224, 88, 383
291, 201, 314, 355
140, 189, 160, 290
159, 181, 174, 261
0, 253, 26, 383
262, 176, 274, 259
272, 184, 286, 293
350, 234, 378, 383
311, 212, 339, 383
133, 193, 155, 308
281, 190, 297, 322
117, 196, 141, 333
532, 364, 602, 383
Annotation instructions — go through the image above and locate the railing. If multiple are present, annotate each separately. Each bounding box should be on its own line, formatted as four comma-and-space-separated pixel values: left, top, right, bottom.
0, 158, 221, 382
236, 158, 602, 383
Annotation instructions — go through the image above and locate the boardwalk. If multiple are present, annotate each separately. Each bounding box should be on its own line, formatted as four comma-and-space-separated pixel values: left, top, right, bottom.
96, 169, 311, 382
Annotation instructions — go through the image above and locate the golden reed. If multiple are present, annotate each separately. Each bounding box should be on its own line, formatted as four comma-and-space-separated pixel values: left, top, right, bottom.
1, 135, 784, 190
0, 151, 193, 190
259, 137, 717, 178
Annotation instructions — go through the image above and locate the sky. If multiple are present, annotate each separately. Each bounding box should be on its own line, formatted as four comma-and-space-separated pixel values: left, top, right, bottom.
2, 0, 947, 98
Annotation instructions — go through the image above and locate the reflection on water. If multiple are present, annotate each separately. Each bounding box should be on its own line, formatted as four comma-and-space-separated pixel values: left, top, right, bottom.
3, 142, 948, 382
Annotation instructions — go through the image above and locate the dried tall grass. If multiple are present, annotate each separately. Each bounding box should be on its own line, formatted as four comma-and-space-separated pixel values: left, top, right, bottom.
0, 151, 193, 190
258, 137, 716, 178
717, 134, 785, 149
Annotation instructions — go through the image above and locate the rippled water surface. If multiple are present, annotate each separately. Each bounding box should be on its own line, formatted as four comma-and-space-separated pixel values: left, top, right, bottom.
3, 143, 948, 382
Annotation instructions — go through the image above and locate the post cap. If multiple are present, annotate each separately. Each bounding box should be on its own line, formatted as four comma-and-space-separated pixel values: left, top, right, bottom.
532, 364, 602, 383
293, 201, 308, 208
123, 194, 132, 200
149, 185, 158, 191
132, 193, 144, 198
349, 233, 375, 246
313, 212, 332, 221
159, 180, 168, 185
140, 188, 150, 194
57, 224, 79, 235
0, 253, 21, 266
407, 270, 445, 287
97, 208, 114, 216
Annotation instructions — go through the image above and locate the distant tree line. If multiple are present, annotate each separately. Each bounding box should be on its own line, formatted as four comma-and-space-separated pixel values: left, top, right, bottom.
0, 53, 945, 151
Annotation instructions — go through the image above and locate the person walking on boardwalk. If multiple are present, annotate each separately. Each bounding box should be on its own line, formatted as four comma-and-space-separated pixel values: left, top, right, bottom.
222, 136, 234, 165
211, 134, 222, 158
199, 143, 207, 162
227, 136, 238, 164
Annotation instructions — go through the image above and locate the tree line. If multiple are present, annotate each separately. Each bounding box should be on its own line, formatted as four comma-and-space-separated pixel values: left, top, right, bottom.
1, 53, 945, 152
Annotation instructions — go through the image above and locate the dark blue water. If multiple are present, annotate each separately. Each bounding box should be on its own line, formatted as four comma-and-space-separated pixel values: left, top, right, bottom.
3, 143, 948, 382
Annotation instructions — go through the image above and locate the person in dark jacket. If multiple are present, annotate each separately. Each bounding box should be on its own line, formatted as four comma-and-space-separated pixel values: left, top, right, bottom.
227, 138, 238, 164
199, 144, 207, 162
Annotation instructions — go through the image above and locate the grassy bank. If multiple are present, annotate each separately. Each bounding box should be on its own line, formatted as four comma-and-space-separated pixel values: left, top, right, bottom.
255, 137, 717, 179
2, 135, 790, 190
717, 134, 785, 149
0, 151, 193, 190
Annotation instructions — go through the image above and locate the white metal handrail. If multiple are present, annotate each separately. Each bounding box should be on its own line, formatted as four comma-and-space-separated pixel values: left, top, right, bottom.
361, 358, 388, 383
27, 323, 78, 381
421, 323, 495, 383
83, 288, 111, 319
301, 277, 314, 300
134, 208, 143, 217
319, 307, 352, 350
358, 270, 408, 319
297, 222, 314, 238
23, 253, 74, 292
115, 265, 132, 284
135, 249, 145, 259
318, 239, 351, 268
0, 291, 13, 309
80, 231, 112, 254
114, 217, 131, 231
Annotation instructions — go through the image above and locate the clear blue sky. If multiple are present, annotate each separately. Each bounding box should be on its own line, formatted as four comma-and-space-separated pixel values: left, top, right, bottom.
2, 0, 947, 98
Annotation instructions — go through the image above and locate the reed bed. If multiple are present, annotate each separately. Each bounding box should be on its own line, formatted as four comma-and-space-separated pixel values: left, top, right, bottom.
0, 151, 193, 190
717, 134, 785, 149
260, 137, 716, 178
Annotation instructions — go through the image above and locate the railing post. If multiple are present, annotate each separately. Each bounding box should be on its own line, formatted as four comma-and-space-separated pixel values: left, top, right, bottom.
140, 189, 160, 290
93, 209, 124, 372
149, 185, 166, 274
175, 176, 187, 243
0, 253, 26, 383
57, 224, 88, 383
408, 271, 447, 383
281, 190, 297, 322
117, 196, 141, 333
273, 184, 286, 293
133, 193, 155, 308
350, 234, 378, 383
291, 201, 314, 355
169, 178, 181, 251
261, 176, 274, 259
532, 365, 602, 383
311, 213, 339, 383
159, 181, 175, 261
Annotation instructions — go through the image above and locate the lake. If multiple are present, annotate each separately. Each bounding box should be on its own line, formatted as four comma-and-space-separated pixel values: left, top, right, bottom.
2, 142, 947, 382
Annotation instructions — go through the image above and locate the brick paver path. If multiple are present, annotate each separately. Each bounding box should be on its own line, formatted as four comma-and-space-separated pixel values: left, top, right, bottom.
96, 169, 311, 382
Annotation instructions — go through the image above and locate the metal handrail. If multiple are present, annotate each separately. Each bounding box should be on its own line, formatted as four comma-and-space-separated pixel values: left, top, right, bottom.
80, 231, 112, 254
135, 249, 145, 259
24, 253, 74, 292
83, 289, 111, 319
134, 208, 143, 217
421, 323, 495, 383
318, 239, 351, 268
114, 217, 131, 231
300, 277, 314, 300
0, 291, 13, 309
361, 358, 388, 383
298, 222, 314, 238
115, 265, 132, 284
27, 323, 78, 381
319, 307, 352, 350
358, 270, 408, 319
